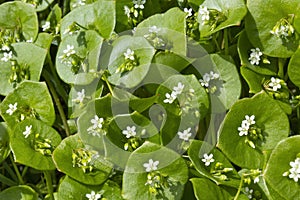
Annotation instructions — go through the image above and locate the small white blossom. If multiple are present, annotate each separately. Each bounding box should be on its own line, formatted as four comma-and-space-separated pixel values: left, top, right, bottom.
90, 115, 104, 129
177, 127, 192, 141
201, 153, 214, 166
270, 24, 293, 38
42, 21, 51, 31
283, 157, 300, 182
238, 121, 250, 136
244, 115, 256, 126
26, 38, 33, 43
85, 191, 101, 200
254, 176, 260, 184
1, 44, 10, 51
143, 159, 159, 172
163, 91, 177, 104
133, 0, 146, 9
1, 51, 12, 62
122, 126, 137, 138
63, 45, 76, 57
149, 25, 160, 33
124, 48, 135, 60
198, 5, 210, 24
184, 8, 193, 18
72, 89, 85, 104
199, 71, 220, 88
248, 48, 263, 65
6, 103, 18, 115
268, 77, 282, 91
173, 82, 185, 95
244, 187, 253, 199
124, 5, 131, 18
23, 125, 32, 138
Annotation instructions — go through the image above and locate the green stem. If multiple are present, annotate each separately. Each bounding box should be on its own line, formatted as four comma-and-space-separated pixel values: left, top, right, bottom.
234, 175, 244, 200
212, 34, 221, 52
62, 0, 70, 16
44, 171, 54, 200
105, 79, 115, 97
21, 166, 28, 177
223, 29, 229, 55
0, 173, 17, 186
3, 161, 18, 182
43, 72, 71, 137
278, 58, 286, 79
9, 154, 24, 185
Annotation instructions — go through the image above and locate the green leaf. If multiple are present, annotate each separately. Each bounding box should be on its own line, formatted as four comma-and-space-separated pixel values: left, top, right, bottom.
245, 0, 300, 57
288, 47, 300, 88
34, 33, 53, 50
10, 119, 61, 170
217, 92, 290, 168
0, 2, 38, 41
56, 30, 103, 84
0, 81, 56, 128
61, 0, 115, 39
188, 140, 240, 188
52, 134, 113, 185
135, 7, 187, 55
122, 141, 188, 200
0, 122, 10, 163
0, 185, 38, 200
198, 0, 247, 37
237, 31, 278, 76
0, 43, 47, 95
240, 66, 265, 94
57, 176, 123, 200
264, 136, 300, 199
107, 35, 155, 88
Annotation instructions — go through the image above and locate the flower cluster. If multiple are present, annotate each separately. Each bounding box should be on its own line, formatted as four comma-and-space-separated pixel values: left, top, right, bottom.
143, 159, 159, 172
268, 77, 282, 92
1, 51, 12, 62
133, 0, 146, 9
72, 148, 98, 173
177, 127, 192, 141
144, 26, 168, 49
42, 21, 51, 32
238, 115, 256, 137
122, 126, 137, 138
85, 191, 102, 200
33, 134, 53, 156
270, 18, 294, 39
283, 157, 300, 182
59, 44, 83, 74
123, 0, 146, 27
202, 153, 215, 166
72, 89, 86, 105
116, 48, 139, 73
163, 82, 185, 104
87, 115, 105, 137
198, 5, 210, 25
199, 71, 221, 93
248, 48, 263, 65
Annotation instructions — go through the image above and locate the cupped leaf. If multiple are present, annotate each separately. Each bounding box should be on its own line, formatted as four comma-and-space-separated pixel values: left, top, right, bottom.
288, 47, 300, 88
10, 119, 61, 170
0, 122, 10, 163
0, 81, 55, 128
198, 0, 247, 37
57, 176, 123, 200
34, 33, 53, 49
107, 35, 155, 88
61, 0, 115, 39
264, 136, 300, 199
135, 7, 187, 55
52, 134, 113, 185
240, 66, 265, 94
188, 140, 240, 188
122, 141, 188, 200
245, 0, 300, 57
0, 185, 38, 200
237, 31, 277, 76
0, 2, 38, 41
0, 43, 47, 95
217, 92, 290, 169
56, 30, 103, 84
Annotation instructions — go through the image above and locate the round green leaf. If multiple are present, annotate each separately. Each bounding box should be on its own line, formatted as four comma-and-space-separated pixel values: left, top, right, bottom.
245, 0, 300, 57
264, 136, 300, 199
237, 31, 277, 76
0, 43, 47, 95
0, 81, 56, 128
0, 185, 38, 200
288, 47, 300, 88
135, 7, 187, 55
198, 0, 247, 37
217, 92, 290, 168
58, 176, 122, 200
10, 119, 61, 170
188, 140, 240, 188
122, 141, 188, 200
52, 134, 113, 185
0, 2, 38, 41
56, 30, 103, 84
107, 35, 155, 88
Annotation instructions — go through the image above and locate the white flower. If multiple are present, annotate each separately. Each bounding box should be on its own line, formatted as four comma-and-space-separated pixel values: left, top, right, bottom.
289, 168, 300, 182
26, 38, 33, 43
72, 89, 85, 104
184, 8, 193, 18
283, 157, 300, 182
1, 44, 10, 51
173, 82, 185, 95
124, 48, 135, 60
133, 0, 146, 9
23, 125, 32, 138
290, 158, 300, 172
238, 120, 250, 136
143, 159, 159, 172
198, 5, 210, 24
244, 187, 253, 199
149, 25, 160, 33
90, 115, 104, 129
42, 21, 51, 31
268, 77, 282, 91
201, 153, 214, 166
270, 25, 293, 38
248, 48, 263, 65
63, 45, 76, 57
254, 176, 260, 184
163, 91, 177, 104
199, 71, 220, 88
6, 103, 18, 115
85, 191, 101, 200
124, 5, 131, 18
244, 115, 256, 125
1, 51, 12, 62
122, 126, 137, 138
177, 127, 192, 141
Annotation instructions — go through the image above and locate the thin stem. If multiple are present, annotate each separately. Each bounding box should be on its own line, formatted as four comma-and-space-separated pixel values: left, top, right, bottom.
43, 72, 71, 137
0, 173, 17, 186
212, 34, 221, 52
278, 58, 286, 79
234, 175, 244, 200
44, 171, 54, 200
104, 79, 115, 97
21, 166, 28, 177
223, 29, 229, 55
3, 161, 18, 182
9, 154, 24, 185
62, 0, 70, 17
